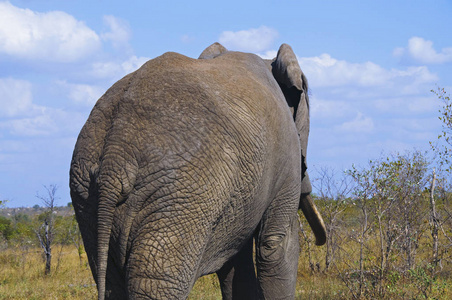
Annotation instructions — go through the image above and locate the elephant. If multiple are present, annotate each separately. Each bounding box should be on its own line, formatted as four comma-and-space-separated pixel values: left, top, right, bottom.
70, 42, 326, 300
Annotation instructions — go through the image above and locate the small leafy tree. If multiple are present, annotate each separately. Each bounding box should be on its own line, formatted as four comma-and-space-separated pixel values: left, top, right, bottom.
430, 87, 451, 171
69, 215, 85, 267
347, 151, 431, 298
56, 211, 85, 267
0, 216, 13, 246
429, 86, 452, 272
10, 213, 34, 248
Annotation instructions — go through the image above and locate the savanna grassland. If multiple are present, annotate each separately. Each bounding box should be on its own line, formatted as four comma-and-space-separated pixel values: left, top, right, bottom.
1, 182, 452, 300
0, 246, 96, 299
2, 149, 452, 300
1, 228, 451, 300
0, 234, 382, 299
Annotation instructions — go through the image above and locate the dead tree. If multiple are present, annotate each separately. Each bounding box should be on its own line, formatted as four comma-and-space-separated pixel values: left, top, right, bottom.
34, 185, 58, 275
429, 170, 439, 269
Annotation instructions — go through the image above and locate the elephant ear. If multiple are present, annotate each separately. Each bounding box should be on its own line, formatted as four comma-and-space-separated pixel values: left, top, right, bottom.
272, 44, 326, 245
272, 44, 326, 246
272, 44, 310, 189
199, 42, 228, 59
272, 44, 304, 91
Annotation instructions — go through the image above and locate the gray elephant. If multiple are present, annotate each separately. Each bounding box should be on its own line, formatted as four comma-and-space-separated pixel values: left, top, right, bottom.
70, 42, 326, 300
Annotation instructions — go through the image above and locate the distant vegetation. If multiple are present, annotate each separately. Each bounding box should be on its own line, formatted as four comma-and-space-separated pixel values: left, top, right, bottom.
1, 88, 451, 299
297, 151, 452, 299
0, 203, 77, 251
0, 194, 94, 299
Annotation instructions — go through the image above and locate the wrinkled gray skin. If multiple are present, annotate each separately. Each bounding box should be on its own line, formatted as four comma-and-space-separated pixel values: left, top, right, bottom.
70, 42, 326, 300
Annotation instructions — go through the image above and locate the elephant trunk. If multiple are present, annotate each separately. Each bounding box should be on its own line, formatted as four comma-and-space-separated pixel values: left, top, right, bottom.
299, 193, 326, 246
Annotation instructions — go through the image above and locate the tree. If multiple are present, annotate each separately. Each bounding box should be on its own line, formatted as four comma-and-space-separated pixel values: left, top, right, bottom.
430, 86, 452, 271
68, 214, 85, 267
34, 185, 58, 275
312, 167, 354, 272
0, 216, 13, 243
347, 151, 431, 298
9, 214, 33, 247
431, 87, 451, 171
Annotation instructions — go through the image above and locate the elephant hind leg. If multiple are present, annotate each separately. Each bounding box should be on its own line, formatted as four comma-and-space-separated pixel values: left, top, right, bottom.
216, 237, 259, 300
127, 276, 191, 299
126, 251, 196, 299
255, 196, 300, 299
125, 218, 209, 299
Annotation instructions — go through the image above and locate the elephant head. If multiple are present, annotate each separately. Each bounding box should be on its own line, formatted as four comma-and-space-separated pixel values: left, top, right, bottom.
269, 44, 326, 246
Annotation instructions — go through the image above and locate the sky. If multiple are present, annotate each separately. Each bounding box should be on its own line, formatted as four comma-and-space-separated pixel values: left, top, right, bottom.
0, 0, 451, 207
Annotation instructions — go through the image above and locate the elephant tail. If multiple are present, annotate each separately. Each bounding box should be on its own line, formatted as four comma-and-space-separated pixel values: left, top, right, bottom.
96, 161, 137, 300
96, 191, 115, 300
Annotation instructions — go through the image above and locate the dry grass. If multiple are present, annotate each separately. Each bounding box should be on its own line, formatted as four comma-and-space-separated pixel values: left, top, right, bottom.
0, 246, 223, 299
0, 246, 96, 299
0, 245, 334, 299
188, 274, 221, 299
1, 243, 451, 299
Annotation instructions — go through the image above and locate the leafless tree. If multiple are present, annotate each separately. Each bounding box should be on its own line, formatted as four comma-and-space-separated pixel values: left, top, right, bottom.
312, 167, 354, 271
34, 184, 58, 275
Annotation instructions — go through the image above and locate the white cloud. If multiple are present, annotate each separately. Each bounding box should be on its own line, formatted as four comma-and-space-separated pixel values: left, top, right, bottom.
0, 77, 57, 136
57, 81, 104, 106
257, 50, 278, 60
310, 96, 352, 120
90, 61, 123, 79
393, 37, 452, 64
393, 47, 405, 58
299, 54, 386, 87
121, 55, 149, 74
0, 78, 41, 117
90, 55, 149, 80
0, 77, 88, 137
301, 49, 441, 170
0, 2, 101, 62
0, 103, 86, 137
0, 78, 31, 117
298, 54, 437, 88
101, 15, 131, 51
336, 112, 374, 133
5, 113, 56, 136
374, 96, 438, 115
219, 26, 278, 52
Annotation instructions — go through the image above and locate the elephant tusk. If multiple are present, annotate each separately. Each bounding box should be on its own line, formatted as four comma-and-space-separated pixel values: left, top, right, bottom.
299, 194, 326, 246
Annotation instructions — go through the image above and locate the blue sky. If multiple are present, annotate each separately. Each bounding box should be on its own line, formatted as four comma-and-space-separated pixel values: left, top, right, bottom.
1, 0, 451, 207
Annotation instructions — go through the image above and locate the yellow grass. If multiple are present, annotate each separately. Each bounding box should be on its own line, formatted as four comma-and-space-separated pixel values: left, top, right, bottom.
1, 242, 451, 299
188, 274, 221, 299
0, 246, 96, 299
0, 246, 223, 299
0, 245, 330, 299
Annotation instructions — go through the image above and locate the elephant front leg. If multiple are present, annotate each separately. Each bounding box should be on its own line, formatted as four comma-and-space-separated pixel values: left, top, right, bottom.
216, 237, 259, 300
255, 205, 300, 299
